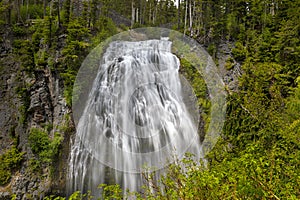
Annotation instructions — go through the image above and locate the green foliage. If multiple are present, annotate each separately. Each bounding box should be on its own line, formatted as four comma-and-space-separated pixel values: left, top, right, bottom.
13, 39, 35, 72
28, 128, 63, 165
31, 19, 55, 67
29, 128, 50, 155
232, 41, 247, 62
0, 146, 24, 186
0, 1, 8, 24
44, 191, 93, 200
44, 196, 66, 200
31, 24, 44, 52
225, 57, 234, 70
207, 43, 217, 59
179, 58, 211, 129
91, 17, 117, 46
100, 184, 123, 200
16, 86, 30, 124
59, 19, 91, 106
12, 25, 27, 36
286, 77, 300, 120
59, 16, 118, 107
91, 140, 299, 199
20, 5, 44, 20
28, 158, 42, 173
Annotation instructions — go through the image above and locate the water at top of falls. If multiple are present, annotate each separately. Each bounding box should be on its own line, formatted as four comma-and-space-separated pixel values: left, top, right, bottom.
67, 39, 202, 197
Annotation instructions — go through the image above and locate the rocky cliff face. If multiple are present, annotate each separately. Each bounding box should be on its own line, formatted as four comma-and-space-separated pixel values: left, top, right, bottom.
216, 42, 242, 92
0, 27, 73, 199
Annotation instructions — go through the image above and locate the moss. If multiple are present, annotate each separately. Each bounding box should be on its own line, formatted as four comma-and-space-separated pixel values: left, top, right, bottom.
12, 24, 27, 36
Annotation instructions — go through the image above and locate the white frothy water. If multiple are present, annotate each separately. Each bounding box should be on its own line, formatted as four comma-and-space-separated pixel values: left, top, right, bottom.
67, 39, 202, 197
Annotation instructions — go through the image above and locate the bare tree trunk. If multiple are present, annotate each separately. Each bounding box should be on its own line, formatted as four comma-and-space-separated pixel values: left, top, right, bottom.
57, 0, 61, 27
149, 2, 151, 24
153, 4, 157, 24
189, 0, 193, 36
15, 0, 21, 22
49, 2, 52, 47
131, 0, 135, 28
184, 0, 188, 35
270, 0, 275, 16
139, 0, 143, 24
177, 0, 180, 30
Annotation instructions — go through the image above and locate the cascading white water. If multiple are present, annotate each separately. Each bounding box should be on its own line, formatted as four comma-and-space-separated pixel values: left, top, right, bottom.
67, 39, 202, 197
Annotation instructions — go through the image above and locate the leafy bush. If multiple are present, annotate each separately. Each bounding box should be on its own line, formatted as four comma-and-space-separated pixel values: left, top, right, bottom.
225, 57, 235, 70
12, 25, 27, 36
28, 128, 63, 164
44, 191, 93, 200
0, 146, 24, 185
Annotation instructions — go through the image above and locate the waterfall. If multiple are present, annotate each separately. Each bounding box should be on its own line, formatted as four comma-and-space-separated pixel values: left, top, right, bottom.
67, 39, 202, 197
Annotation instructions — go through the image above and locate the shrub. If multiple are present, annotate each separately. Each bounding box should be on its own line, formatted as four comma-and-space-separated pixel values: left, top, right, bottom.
12, 25, 27, 36
28, 128, 63, 164
16, 86, 30, 124
207, 43, 217, 59
232, 41, 247, 62
225, 57, 235, 70
13, 39, 35, 72
0, 146, 24, 185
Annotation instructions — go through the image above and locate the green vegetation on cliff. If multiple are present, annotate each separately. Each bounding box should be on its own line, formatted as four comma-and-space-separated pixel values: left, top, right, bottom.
0, 146, 23, 186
